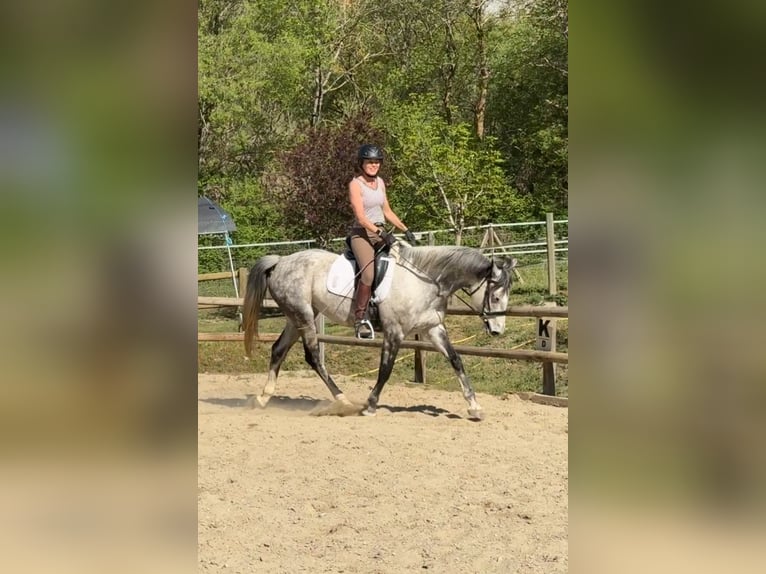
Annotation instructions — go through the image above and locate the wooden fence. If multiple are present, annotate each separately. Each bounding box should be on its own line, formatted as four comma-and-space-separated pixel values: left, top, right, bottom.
199, 218, 567, 396
198, 290, 568, 396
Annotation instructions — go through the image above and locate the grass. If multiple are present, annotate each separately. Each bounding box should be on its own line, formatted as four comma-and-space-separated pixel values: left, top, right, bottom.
198, 258, 568, 398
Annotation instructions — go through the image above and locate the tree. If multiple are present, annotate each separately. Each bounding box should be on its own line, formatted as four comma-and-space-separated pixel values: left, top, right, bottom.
198, 0, 308, 180
367, 0, 499, 135
196, 0, 567, 252
301, 1, 388, 127
487, 0, 568, 216
382, 97, 526, 244
468, 0, 493, 139
268, 113, 384, 246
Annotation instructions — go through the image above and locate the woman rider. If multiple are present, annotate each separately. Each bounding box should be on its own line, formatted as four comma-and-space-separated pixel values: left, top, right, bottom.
348, 144, 416, 339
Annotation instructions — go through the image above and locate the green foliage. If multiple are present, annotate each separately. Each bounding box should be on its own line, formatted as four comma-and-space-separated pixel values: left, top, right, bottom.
198, 0, 568, 241
381, 96, 527, 239
269, 113, 384, 246
487, 2, 568, 218
198, 0, 309, 180
370, 0, 483, 125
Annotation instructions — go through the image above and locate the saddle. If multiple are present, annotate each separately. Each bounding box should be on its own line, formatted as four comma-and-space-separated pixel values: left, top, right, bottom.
326, 238, 396, 326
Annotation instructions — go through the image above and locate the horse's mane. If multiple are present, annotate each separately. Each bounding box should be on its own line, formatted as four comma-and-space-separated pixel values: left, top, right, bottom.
401, 245, 491, 290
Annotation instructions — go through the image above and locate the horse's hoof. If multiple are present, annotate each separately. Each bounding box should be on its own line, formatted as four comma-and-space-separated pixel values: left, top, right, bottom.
250, 394, 270, 409
467, 408, 485, 421
361, 407, 376, 417
335, 393, 354, 407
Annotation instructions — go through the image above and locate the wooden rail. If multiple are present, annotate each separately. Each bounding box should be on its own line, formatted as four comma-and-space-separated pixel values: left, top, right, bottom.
198, 242, 568, 396
197, 331, 568, 364
198, 296, 279, 309
198, 332, 279, 342
197, 296, 568, 318
198, 271, 236, 281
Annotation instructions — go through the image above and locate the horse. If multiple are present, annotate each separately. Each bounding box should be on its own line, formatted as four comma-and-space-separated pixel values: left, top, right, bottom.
242, 241, 517, 419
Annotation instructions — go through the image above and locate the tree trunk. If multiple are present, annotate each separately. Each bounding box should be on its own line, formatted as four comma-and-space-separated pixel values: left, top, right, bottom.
441, 12, 457, 124
454, 206, 464, 246
311, 64, 324, 127
471, 1, 489, 140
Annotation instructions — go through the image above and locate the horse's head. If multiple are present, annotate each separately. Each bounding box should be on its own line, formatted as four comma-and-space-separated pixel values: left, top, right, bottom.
468, 257, 517, 336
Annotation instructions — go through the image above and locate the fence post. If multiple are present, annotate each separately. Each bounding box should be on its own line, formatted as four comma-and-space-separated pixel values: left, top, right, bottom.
537, 301, 558, 395
479, 226, 491, 250
237, 267, 248, 329
316, 314, 325, 369
238, 267, 248, 300
413, 334, 426, 384
546, 212, 557, 296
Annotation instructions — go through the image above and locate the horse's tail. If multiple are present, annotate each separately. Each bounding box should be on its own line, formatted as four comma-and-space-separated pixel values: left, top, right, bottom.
243, 255, 281, 358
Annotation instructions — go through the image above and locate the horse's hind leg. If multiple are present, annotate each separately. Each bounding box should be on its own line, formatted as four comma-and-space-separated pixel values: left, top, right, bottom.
427, 324, 484, 420
363, 329, 403, 416
251, 322, 300, 408
300, 325, 353, 407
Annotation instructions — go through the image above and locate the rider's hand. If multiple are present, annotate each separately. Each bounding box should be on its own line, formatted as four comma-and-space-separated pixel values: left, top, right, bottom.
404, 229, 417, 245
378, 229, 396, 247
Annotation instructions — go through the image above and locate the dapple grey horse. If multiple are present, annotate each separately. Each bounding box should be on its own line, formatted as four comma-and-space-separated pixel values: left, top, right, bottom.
242, 242, 516, 419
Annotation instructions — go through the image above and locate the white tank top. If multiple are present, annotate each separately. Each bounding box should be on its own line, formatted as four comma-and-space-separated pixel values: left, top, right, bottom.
353, 176, 385, 225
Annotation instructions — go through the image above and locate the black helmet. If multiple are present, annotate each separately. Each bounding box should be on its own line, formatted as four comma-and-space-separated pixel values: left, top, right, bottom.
358, 144, 384, 164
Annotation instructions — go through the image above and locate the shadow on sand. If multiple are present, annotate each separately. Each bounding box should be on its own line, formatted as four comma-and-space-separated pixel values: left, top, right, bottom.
200, 394, 321, 412
200, 396, 469, 420
378, 404, 464, 419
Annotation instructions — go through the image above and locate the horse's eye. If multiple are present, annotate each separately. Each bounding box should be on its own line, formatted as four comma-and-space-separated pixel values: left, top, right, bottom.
491, 296, 500, 304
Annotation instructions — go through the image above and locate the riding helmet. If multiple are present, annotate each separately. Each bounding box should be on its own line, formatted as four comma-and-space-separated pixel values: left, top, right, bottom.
358, 144, 384, 165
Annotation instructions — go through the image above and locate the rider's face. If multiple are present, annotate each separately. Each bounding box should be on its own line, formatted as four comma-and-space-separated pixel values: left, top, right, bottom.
362, 160, 381, 176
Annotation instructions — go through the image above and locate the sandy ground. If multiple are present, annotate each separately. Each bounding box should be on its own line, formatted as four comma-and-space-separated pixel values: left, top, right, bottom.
198, 372, 568, 573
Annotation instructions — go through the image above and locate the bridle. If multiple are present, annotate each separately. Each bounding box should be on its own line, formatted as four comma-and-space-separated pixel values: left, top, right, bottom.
460, 264, 506, 326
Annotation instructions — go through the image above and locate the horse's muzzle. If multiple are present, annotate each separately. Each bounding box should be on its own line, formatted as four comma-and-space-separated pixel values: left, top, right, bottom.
483, 320, 503, 336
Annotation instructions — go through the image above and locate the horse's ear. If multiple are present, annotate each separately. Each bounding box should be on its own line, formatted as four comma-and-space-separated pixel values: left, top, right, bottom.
499, 256, 517, 270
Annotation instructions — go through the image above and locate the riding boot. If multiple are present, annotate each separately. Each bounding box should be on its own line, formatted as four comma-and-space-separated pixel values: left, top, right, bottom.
353, 282, 374, 339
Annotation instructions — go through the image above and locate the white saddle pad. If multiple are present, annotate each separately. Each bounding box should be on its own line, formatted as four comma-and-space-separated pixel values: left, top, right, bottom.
326, 254, 395, 304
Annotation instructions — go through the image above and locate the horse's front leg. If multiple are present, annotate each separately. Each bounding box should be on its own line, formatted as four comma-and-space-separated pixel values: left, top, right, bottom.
427, 324, 484, 420
363, 329, 403, 416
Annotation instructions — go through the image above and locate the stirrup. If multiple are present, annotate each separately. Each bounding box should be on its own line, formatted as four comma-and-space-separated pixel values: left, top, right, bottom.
355, 319, 375, 340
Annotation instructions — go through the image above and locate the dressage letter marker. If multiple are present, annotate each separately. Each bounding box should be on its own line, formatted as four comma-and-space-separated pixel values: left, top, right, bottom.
536, 318, 555, 351
535, 302, 558, 395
